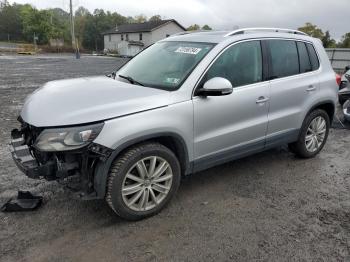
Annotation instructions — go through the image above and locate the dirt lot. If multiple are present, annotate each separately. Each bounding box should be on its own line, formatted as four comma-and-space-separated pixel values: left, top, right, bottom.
0, 54, 350, 262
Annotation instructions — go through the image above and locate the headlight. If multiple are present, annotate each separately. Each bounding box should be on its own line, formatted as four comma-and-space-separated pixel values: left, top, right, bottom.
35, 123, 104, 152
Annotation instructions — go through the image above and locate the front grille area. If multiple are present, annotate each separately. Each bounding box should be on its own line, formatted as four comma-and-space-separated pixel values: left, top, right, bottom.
11, 118, 112, 197
17, 117, 43, 149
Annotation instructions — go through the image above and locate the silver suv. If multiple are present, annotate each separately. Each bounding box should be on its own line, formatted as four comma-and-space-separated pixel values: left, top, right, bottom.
10, 28, 338, 220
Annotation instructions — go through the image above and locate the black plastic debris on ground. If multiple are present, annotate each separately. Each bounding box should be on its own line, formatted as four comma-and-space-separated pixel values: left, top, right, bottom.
1, 191, 43, 212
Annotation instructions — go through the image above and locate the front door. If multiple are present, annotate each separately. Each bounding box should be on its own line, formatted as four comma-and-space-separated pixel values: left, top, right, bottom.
193, 40, 269, 172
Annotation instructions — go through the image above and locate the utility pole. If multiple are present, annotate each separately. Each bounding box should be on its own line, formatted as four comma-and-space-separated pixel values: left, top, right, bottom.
33, 32, 37, 52
69, 0, 80, 58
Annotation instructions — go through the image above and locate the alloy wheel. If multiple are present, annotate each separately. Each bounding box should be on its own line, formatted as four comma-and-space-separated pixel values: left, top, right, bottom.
305, 116, 327, 152
121, 156, 173, 212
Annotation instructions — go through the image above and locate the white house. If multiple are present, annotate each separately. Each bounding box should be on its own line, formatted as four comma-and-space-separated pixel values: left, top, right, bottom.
103, 19, 186, 56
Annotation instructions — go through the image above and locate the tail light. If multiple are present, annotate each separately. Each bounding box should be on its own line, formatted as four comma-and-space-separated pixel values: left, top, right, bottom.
336, 73, 341, 86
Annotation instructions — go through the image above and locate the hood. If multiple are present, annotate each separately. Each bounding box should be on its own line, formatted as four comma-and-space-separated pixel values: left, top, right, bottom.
21, 76, 171, 127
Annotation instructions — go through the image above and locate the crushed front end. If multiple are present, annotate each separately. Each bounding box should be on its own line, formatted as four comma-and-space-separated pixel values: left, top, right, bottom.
10, 118, 112, 199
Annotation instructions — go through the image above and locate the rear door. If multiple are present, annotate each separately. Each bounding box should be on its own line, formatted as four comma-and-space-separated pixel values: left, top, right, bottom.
265, 39, 320, 147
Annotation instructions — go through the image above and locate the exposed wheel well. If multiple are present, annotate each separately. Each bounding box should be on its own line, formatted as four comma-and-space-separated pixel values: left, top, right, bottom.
151, 136, 188, 175
309, 102, 335, 123
94, 133, 190, 199
117, 135, 189, 176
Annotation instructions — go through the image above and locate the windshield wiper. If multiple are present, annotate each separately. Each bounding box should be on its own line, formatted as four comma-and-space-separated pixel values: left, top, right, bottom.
118, 74, 144, 86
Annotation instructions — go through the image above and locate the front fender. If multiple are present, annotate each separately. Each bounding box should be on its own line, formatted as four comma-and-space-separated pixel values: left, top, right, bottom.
92, 102, 194, 198
93, 132, 191, 198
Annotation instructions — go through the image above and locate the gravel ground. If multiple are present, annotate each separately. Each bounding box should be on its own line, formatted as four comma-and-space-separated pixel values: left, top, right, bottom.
0, 54, 350, 262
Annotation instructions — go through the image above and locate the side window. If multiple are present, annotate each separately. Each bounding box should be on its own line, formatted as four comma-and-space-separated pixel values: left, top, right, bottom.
268, 40, 299, 79
202, 41, 263, 88
121, 34, 124, 41
306, 43, 320, 70
297, 42, 312, 73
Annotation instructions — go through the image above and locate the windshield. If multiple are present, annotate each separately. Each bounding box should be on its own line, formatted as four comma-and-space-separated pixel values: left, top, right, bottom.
117, 41, 215, 90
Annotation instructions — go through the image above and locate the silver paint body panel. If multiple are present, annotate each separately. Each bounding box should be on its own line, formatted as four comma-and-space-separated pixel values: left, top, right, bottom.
20, 31, 338, 171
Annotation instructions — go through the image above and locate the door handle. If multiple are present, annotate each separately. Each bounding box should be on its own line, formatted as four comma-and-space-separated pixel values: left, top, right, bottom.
256, 97, 269, 104
306, 85, 317, 92
256, 96, 270, 104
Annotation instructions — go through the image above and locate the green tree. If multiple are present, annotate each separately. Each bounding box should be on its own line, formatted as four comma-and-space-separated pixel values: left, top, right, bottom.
321, 30, 336, 48
298, 22, 324, 39
187, 24, 200, 31
20, 5, 53, 44
0, 3, 24, 41
47, 8, 70, 42
82, 9, 120, 51
108, 11, 128, 27
339, 33, 350, 48
149, 15, 162, 22
134, 14, 147, 23
201, 24, 212, 30
75, 6, 90, 17
75, 6, 90, 47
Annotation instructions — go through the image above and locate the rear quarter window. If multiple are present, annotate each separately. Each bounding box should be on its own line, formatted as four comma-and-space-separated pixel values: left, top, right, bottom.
306, 43, 320, 70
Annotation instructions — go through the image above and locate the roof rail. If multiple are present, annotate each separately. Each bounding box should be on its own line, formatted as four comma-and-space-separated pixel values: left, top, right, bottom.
171, 30, 211, 37
224, 28, 308, 37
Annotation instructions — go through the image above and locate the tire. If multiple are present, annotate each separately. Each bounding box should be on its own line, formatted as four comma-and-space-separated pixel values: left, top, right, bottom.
339, 98, 346, 106
105, 142, 181, 220
288, 109, 330, 158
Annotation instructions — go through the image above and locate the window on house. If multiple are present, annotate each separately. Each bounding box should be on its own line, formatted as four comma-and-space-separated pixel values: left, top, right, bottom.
126, 34, 129, 41
121, 34, 124, 41
139, 33, 142, 41
108, 35, 111, 42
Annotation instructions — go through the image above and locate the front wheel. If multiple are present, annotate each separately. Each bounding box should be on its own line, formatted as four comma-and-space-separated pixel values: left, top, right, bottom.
288, 109, 330, 158
105, 142, 181, 220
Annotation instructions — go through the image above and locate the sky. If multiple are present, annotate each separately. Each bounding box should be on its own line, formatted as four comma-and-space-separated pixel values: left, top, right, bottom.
8, 0, 348, 40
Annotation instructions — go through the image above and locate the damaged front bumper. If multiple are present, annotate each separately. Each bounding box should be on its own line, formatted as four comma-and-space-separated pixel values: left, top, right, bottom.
10, 130, 56, 180
10, 123, 112, 199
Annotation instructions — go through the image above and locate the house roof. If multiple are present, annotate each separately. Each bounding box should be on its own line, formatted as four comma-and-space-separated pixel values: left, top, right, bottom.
102, 19, 186, 35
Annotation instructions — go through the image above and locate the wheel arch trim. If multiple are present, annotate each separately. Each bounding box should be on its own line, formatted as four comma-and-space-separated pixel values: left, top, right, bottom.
304, 100, 335, 123
93, 132, 191, 199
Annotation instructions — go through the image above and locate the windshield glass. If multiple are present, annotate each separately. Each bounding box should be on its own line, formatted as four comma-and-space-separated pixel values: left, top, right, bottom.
117, 41, 215, 90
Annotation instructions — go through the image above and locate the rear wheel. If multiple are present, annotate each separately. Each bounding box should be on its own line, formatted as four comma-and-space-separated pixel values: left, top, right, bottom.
106, 142, 181, 220
288, 109, 330, 158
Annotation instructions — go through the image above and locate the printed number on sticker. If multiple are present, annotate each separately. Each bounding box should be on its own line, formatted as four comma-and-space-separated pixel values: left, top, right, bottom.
175, 47, 202, 55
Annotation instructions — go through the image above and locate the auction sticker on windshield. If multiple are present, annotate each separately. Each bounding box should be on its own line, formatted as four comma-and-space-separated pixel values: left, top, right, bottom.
164, 77, 180, 84
175, 47, 202, 55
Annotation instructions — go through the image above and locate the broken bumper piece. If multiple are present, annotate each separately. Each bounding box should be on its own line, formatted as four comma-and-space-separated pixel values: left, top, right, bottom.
1, 191, 43, 212
9, 134, 56, 180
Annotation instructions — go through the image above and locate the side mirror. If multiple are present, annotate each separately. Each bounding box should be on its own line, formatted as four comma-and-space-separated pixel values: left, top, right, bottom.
106, 71, 116, 79
196, 77, 233, 97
